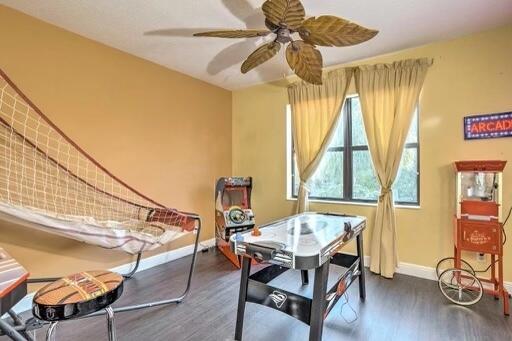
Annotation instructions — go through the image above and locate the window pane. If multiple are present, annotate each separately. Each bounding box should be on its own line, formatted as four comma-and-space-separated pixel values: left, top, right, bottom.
393, 148, 418, 203
329, 116, 344, 148
292, 155, 299, 196
310, 152, 343, 198
352, 100, 419, 146
351, 97, 368, 146
352, 150, 380, 200
406, 110, 418, 144
293, 152, 343, 199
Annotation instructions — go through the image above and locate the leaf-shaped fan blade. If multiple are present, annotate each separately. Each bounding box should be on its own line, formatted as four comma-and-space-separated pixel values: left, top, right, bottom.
298, 16, 378, 47
262, 0, 305, 30
265, 19, 280, 31
241, 42, 281, 74
193, 29, 271, 38
286, 41, 323, 85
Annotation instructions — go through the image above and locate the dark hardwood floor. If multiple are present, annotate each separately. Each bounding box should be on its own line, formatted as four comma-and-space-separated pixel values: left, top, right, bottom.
3, 250, 511, 341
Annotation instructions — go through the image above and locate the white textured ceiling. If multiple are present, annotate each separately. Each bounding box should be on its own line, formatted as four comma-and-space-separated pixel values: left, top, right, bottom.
2, 0, 512, 90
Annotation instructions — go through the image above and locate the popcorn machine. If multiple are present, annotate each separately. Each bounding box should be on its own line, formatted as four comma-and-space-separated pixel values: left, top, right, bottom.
437, 160, 510, 315
215, 177, 255, 267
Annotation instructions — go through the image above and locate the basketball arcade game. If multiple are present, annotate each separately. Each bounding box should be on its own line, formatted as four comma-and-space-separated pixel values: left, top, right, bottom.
0, 69, 204, 339
437, 160, 510, 315
231, 213, 366, 341
215, 177, 255, 267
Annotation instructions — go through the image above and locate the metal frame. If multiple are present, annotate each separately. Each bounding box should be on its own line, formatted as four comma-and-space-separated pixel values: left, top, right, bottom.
0, 216, 202, 340
87, 217, 202, 316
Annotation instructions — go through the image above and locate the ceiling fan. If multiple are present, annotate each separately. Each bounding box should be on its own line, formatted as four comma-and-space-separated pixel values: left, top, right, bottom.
194, 0, 378, 85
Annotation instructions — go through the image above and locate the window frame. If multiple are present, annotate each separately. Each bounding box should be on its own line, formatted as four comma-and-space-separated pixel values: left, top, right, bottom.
290, 96, 420, 206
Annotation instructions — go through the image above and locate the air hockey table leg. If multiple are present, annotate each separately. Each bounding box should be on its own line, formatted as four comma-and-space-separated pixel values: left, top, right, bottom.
234, 256, 252, 341
309, 261, 329, 341
356, 233, 366, 301
301, 270, 309, 285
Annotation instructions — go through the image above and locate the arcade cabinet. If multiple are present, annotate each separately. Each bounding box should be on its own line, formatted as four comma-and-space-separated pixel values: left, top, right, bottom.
215, 177, 255, 267
454, 160, 509, 315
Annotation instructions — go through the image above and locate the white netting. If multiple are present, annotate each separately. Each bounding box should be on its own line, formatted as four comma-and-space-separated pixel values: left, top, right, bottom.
0, 70, 196, 254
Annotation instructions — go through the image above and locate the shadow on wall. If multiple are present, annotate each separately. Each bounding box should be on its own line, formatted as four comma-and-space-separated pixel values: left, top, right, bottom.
143, 0, 288, 82
190, 182, 216, 240
0, 221, 125, 263
0, 220, 194, 266
436, 163, 457, 260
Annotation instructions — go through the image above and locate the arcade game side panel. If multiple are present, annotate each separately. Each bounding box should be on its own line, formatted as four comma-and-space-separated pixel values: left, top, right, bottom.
215, 177, 255, 268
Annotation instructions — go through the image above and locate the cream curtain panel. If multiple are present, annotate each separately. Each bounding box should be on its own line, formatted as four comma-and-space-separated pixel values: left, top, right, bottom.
355, 58, 432, 278
288, 68, 353, 212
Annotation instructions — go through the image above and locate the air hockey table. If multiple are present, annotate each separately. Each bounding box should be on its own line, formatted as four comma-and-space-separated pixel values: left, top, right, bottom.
230, 212, 366, 341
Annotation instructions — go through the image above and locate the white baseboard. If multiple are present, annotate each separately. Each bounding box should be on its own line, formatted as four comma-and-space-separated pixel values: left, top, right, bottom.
6, 238, 215, 316
362, 255, 512, 294
110, 238, 215, 275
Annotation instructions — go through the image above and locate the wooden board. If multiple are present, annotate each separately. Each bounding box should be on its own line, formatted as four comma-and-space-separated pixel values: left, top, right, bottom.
0, 247, 29, 315
0, 247, 28, 298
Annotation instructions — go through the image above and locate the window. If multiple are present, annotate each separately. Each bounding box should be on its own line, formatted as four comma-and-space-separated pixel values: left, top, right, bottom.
289, 96, 419, 205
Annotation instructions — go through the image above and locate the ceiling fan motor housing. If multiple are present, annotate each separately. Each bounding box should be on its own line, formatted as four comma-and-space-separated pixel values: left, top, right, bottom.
276, 28, 293, 44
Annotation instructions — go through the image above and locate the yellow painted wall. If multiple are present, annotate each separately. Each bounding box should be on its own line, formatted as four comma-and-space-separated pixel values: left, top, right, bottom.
0, 5, 231, 281
233, 25, 512, 281
1, 4, 510, 291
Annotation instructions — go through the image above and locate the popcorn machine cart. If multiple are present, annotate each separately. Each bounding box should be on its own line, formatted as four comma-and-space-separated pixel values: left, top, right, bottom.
437, 160, 510, 315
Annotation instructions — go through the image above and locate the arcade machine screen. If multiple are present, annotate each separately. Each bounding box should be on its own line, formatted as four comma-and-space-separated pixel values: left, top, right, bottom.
223, 188, 247, 208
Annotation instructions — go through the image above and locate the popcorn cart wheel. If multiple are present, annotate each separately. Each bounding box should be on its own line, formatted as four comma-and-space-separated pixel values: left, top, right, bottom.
438, 268, 483, 306
436, 257, 475, 278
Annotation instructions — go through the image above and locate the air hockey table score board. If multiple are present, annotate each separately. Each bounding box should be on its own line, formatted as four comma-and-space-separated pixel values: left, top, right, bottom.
230, 212, 366, 341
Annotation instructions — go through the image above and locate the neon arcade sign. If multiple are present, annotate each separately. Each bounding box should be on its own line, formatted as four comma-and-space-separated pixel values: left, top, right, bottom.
464, 112, 512, 140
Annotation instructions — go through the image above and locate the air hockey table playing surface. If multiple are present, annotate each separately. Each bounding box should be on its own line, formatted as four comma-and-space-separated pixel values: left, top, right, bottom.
230, 212, 367, 341
230, 212, 366, 270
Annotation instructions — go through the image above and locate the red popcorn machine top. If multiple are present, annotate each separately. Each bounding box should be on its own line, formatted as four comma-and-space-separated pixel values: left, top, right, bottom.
215, 177, 255, 267
437, 160, 509, 315
454, 161, 505, 255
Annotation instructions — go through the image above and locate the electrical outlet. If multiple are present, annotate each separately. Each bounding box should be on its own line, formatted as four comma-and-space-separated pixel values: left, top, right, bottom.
477, 253, 485, 262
